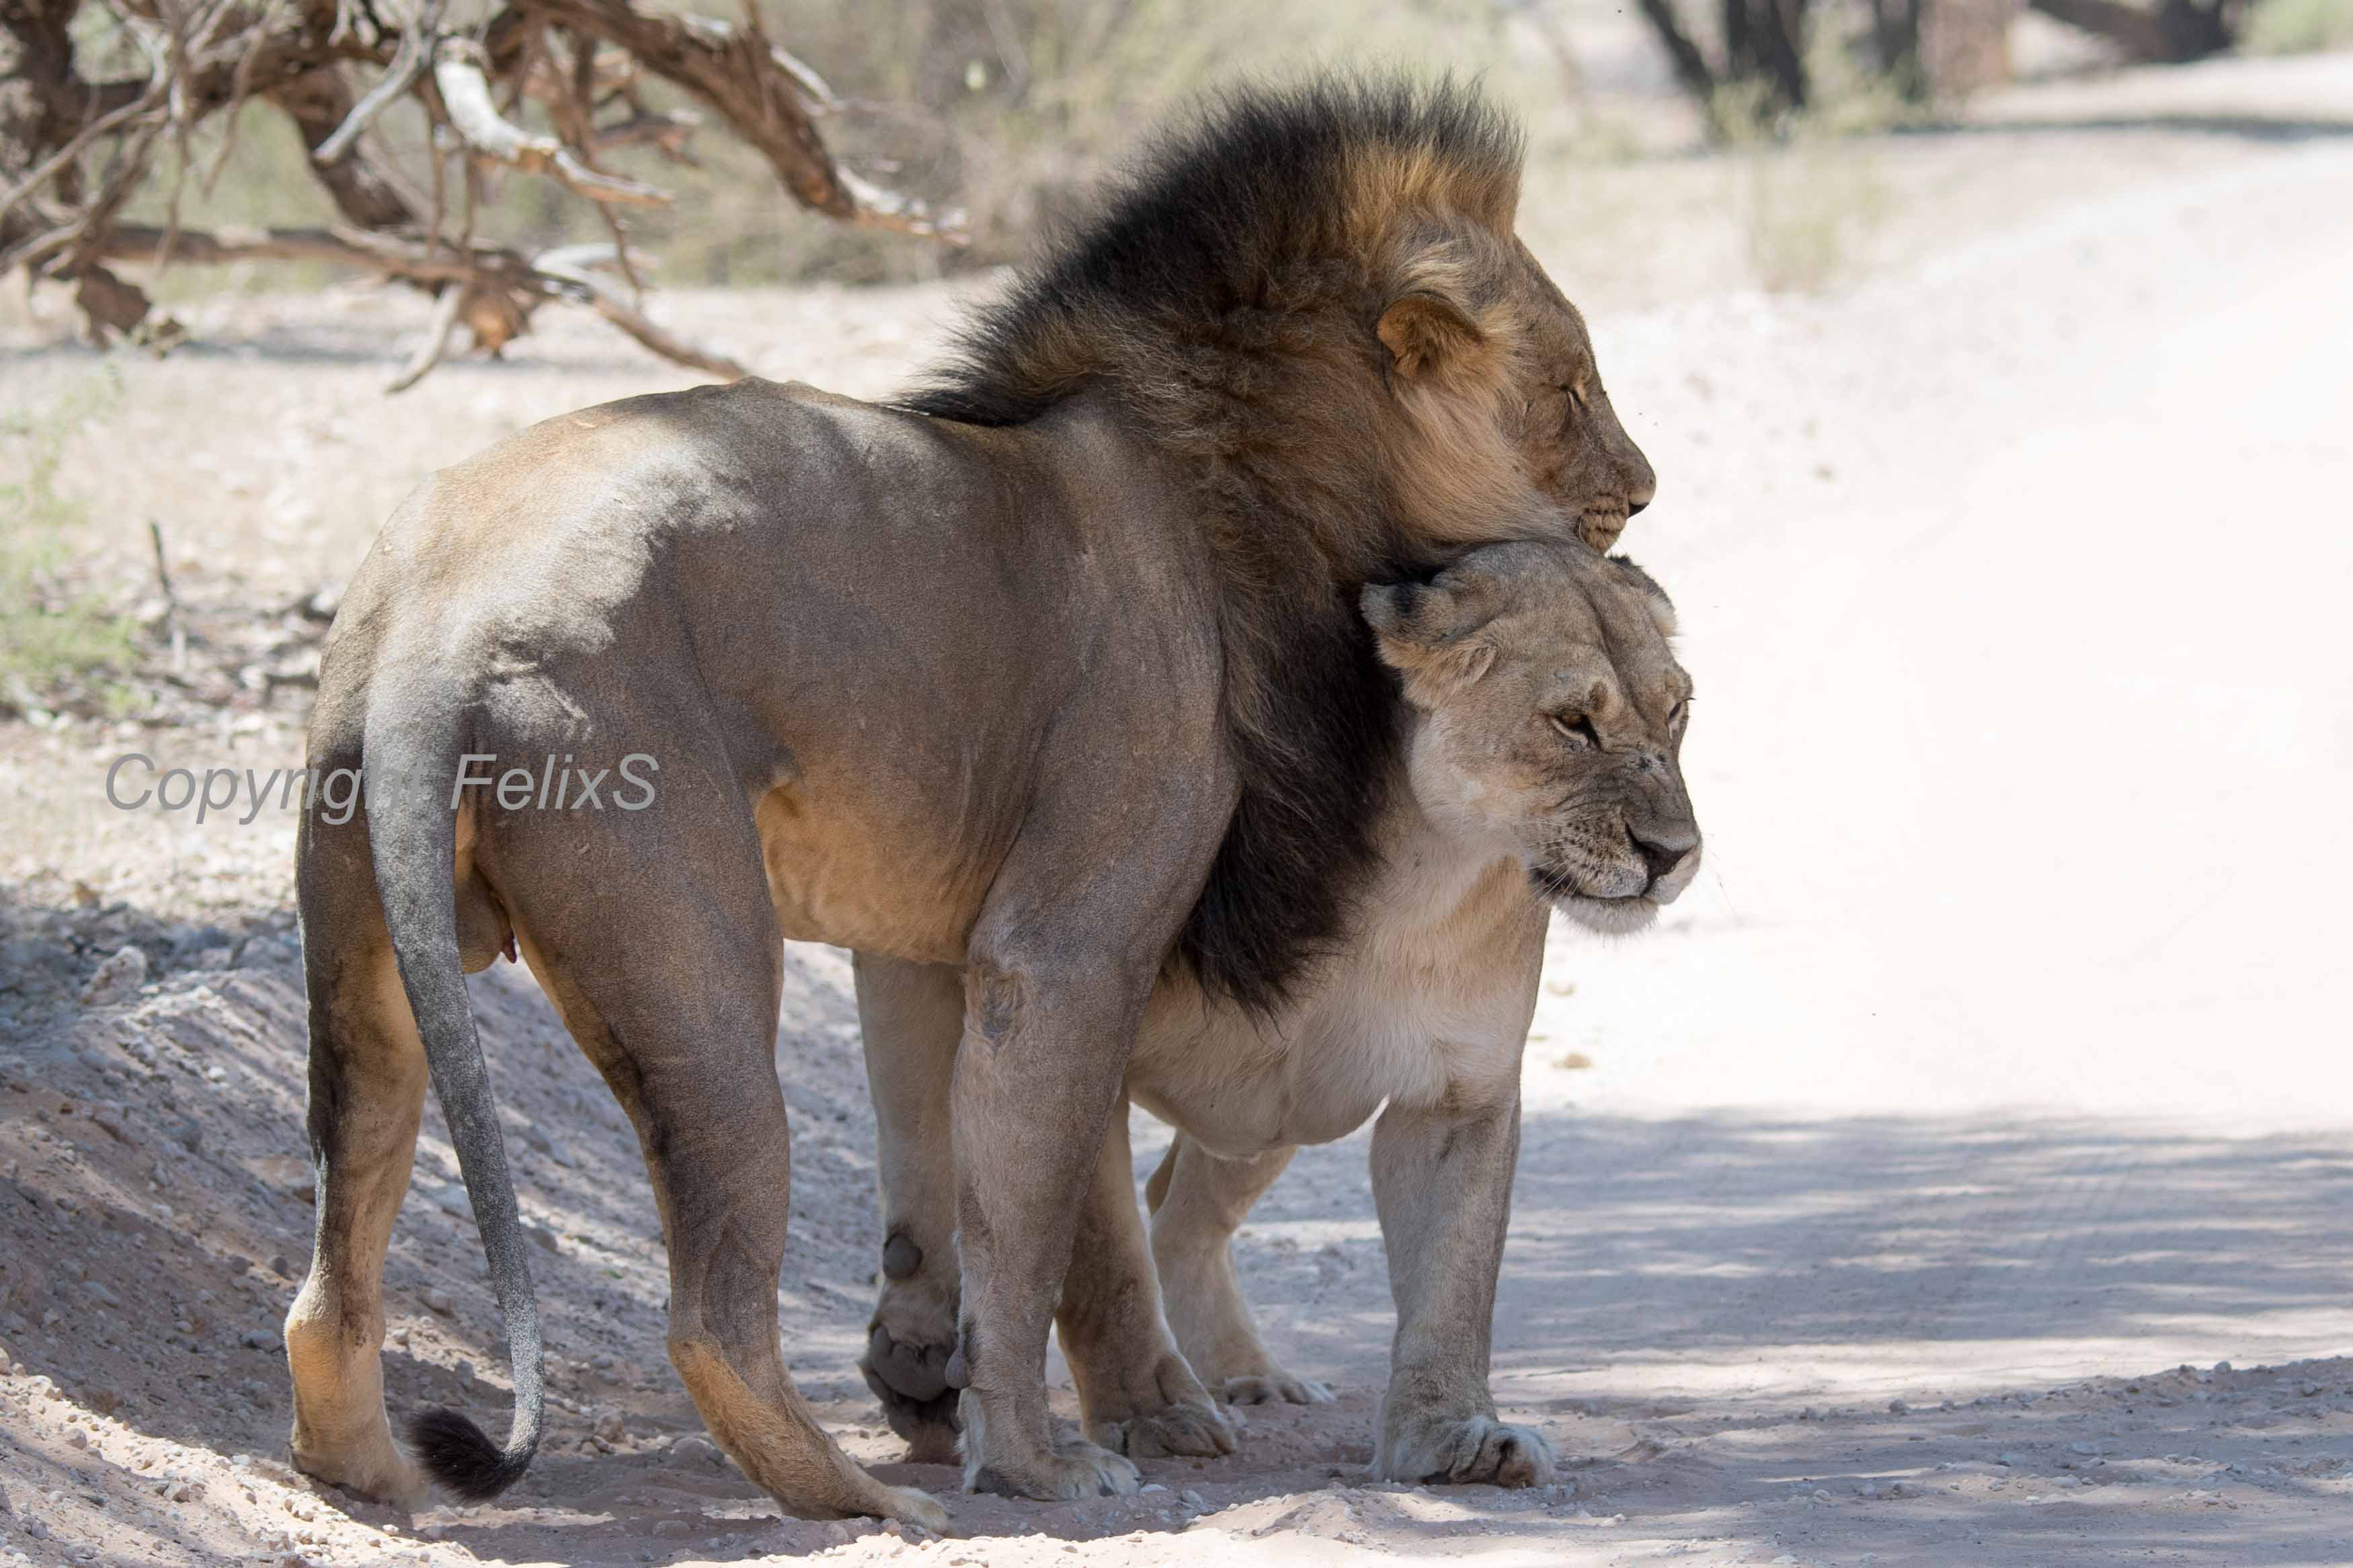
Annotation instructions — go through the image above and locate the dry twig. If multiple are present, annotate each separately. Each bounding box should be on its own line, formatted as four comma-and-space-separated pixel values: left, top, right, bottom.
1, 0, 961, 384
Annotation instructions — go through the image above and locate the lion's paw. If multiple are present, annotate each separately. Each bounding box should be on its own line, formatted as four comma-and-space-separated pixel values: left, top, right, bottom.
861, 1323, 961, 1464
961, 1395, 1140, 1501
1090, 1396, 1237, 1459
877, 1481, 951, 1534
1377, 1414, 1555, 1489
1222, 1371, 1332, 1407
289, 1426, 428, 1510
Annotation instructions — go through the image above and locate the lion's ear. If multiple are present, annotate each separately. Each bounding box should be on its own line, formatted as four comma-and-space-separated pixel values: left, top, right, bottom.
1377, 290, 1486, 384
1362, 579, 1497, 697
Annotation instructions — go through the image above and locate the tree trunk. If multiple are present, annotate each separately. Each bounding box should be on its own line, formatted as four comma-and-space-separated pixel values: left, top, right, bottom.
0, 0, 81, 254
2028, 0, 2237, 60
1633, 0, 1725, 134
267, 67, 428, 233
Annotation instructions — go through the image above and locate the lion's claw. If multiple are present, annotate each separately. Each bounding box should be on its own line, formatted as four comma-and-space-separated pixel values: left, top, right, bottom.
1223, 1371, 1332, 1406
1092, 1397, 1237, 1459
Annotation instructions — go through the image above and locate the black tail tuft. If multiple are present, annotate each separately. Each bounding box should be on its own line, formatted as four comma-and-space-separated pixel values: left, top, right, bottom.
409, 1406, 532, 1501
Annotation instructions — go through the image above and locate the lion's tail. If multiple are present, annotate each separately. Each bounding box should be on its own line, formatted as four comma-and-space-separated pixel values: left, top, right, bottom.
364, 704, 545, 1501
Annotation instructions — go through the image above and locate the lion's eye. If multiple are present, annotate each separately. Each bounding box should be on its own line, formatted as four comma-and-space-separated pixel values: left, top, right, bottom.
1670, 698, 1689, 731
1551, 713, 1601, 749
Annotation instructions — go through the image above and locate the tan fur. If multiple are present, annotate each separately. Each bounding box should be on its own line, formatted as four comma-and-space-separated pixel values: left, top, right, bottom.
288, 85, 1661, 1525
859, 542, 1701, 1486
670, 1339, 940, 1525
284, 917, 430, 1508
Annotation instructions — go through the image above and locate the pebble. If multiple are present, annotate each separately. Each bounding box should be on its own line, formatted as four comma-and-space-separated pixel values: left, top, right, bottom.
79, 948, 149, 1007
672, 1434, 720, 1464
1886, 1398, 1909, 1415
424, 1289, 455, 1316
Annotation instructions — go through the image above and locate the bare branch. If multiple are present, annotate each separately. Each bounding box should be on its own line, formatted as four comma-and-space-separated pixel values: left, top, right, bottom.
837, 167, 965, 242
589, 109, 699, 163
385, 274, 468, 392
431, 37, 672, 206
536, 243, 745, 380
7, 0, 949, 383
526, 0, 965, 241
311, 0, 438, 164
0, 76, 166, 228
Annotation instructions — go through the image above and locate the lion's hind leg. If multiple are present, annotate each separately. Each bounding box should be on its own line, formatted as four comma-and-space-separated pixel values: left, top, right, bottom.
500, 781, 945, 1532
284, 811, 432, 1507
1145, 1134, 1332, 1407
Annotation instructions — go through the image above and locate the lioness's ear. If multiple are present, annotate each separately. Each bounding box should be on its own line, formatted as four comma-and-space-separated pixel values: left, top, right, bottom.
1609, 554, 1678, 638
1377, 290, 1485, 384
1362, 579, 1497, 697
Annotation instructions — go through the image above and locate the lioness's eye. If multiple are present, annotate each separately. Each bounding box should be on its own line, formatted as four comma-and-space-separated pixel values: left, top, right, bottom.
1670, 698, 1690, 730
1551, 713, 1601, 749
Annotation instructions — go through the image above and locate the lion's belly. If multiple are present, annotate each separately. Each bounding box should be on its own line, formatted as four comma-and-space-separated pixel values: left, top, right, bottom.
754, 787, 988, 965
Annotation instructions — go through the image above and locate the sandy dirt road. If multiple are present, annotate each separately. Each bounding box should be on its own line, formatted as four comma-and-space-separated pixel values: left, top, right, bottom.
3, 60, 2352, 1568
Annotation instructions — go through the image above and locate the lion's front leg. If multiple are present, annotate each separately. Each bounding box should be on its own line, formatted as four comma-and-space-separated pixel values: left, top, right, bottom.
947, 947, 1150, 1500
1055, 1104, 1234, 1460
853, 954, 967, 1464
1367, 1089, 1555, 1489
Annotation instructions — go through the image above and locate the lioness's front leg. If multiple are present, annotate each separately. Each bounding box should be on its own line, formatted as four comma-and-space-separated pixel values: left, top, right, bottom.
1145, 1134, 1332, 1407
1367, 1088, 1555, 1487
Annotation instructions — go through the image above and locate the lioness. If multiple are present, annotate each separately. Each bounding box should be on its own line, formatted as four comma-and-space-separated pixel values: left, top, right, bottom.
860, 541, 1698, 1488
283, 79, 1656, 1527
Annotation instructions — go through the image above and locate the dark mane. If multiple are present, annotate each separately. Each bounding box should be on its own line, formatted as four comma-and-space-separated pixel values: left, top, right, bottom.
903, 77, 1526, 1010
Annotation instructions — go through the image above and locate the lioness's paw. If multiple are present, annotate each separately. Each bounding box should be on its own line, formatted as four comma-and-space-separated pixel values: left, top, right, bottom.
861, 1323, 961, 1464
1090, 1396, 1236, 1459
1223, 1371, 1333, 1407
1378, 1415, 1555, 1489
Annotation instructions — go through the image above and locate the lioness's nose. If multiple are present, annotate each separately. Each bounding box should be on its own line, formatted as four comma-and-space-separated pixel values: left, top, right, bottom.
1632, 826, 1699, 893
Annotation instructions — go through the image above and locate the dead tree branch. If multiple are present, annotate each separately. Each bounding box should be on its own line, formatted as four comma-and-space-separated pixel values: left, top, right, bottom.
2, 0, 961, 382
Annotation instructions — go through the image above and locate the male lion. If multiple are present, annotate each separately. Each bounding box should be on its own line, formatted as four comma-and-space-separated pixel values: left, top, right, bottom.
282, 79, 1655, 1527
860, 540, 1698, 1489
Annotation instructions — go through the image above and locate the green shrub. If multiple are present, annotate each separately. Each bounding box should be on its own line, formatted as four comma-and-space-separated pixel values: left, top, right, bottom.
0, 374, 135, 714
2243, 0, 2353, 52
